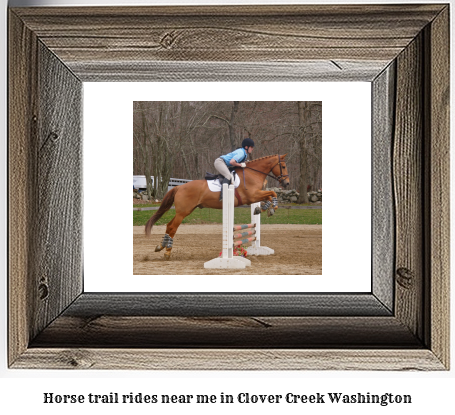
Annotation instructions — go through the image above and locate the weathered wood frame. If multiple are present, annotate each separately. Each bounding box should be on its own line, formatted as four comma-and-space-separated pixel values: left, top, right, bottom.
8, 5, 449, 370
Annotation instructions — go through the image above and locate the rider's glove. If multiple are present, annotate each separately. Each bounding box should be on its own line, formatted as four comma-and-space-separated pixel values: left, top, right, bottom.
240, 162, 247, 168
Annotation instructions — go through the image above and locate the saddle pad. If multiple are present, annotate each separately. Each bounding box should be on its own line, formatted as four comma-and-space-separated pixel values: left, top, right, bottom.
207, 173, 240, 192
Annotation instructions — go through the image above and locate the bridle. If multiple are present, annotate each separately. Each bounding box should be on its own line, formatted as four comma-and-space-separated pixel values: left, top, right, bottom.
243, 154, 289, 186
273, 154, 290, 183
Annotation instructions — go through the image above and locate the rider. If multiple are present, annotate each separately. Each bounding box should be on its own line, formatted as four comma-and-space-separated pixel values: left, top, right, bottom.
214, 138, 255, 200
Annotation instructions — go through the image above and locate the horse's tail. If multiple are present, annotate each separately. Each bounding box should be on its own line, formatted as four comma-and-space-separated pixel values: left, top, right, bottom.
145, 186, 178, 237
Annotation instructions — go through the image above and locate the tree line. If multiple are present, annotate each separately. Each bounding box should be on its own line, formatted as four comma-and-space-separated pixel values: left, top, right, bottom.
133, 101, 322, 203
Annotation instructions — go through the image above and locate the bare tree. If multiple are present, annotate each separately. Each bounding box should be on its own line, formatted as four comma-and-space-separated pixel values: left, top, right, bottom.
228, 101, 239, 151
152, 102, 174, 199
133, 102, 154, 200
297, 101, 310, 203
296, 101, 322, 203
133, 101, 322, 199
133, 102, 175, 199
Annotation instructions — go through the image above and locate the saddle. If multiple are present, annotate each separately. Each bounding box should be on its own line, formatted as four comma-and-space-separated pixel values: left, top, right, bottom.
204, 169, 237, 184
204, 172, 223, 183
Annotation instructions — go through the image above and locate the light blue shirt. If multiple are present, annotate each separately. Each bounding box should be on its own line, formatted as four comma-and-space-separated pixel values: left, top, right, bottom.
220, 148, 248, 166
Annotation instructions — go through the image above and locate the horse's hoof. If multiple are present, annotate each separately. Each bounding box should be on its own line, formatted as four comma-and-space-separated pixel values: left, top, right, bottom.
267, 208, 275, 217
155, 245, 163, 252
254, 206, 262, 215
164, 250, 172, 260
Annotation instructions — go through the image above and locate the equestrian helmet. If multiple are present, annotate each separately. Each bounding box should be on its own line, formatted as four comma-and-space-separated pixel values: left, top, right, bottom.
242, 138, 255, 148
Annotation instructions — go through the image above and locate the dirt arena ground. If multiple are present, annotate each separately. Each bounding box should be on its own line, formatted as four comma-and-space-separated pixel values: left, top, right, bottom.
134, 224, 322, 275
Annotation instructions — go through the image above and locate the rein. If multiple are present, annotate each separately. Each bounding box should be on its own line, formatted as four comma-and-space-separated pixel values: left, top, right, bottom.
242, 155, 289, 186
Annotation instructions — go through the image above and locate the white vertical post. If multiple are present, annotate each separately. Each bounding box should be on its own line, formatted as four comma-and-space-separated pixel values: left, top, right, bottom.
246, 202, 274, 256
250, 202, 260, 248
226, 184, 234, 259
221, 183, 230, 259
204, 183, 250, 269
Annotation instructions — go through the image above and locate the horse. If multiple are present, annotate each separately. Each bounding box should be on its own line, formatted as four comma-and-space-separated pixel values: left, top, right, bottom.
145, 154, 290, 260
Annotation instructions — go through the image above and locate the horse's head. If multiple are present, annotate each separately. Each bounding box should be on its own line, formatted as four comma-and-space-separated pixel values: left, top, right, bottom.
271, 154, 290, 189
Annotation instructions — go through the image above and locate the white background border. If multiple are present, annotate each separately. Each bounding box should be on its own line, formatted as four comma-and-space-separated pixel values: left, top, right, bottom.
84, 82, 371, 293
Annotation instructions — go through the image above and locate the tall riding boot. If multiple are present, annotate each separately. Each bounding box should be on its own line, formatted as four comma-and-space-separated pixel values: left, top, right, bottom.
219, 177, 231, 201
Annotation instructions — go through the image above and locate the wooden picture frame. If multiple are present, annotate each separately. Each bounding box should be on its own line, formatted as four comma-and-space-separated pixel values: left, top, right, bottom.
8, 4, 449, 370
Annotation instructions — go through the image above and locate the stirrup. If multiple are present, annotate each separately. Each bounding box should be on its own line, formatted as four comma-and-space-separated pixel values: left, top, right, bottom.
219, 177, 231, 201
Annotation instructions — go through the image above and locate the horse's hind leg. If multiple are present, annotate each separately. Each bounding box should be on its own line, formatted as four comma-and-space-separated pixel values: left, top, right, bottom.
162, 213, 185, 260
155, 234, 170, 252
155, 217, 175, 252
155, 184, 199, 260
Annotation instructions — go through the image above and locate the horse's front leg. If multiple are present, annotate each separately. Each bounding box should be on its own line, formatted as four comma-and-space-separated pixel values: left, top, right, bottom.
252, 190, 278, 216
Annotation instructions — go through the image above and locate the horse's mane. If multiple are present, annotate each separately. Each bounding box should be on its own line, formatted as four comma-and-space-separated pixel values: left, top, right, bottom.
246, 154, 278, 164
246, 154, 279, 165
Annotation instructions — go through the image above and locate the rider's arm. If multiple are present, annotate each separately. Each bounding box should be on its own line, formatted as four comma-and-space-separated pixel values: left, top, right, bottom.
229, 159, 242, 167
230, 159, 247, 168
229, 148, 247, 168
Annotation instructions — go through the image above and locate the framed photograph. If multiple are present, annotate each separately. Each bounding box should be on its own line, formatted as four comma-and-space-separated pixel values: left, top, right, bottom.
8, 4, 449, 370
85, 84, 369, 292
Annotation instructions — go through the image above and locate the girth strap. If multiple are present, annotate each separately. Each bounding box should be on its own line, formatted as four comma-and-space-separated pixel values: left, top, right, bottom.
234, 188, 243, 206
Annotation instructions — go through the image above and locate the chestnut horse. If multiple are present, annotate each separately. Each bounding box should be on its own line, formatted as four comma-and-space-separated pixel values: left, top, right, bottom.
145, 154, 290, 260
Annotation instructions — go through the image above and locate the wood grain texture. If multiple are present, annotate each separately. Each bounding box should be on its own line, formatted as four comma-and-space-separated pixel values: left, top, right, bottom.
60, 293, 392, 317
8, 11, 38, 366
372, 63, 395, 312
9, 11, 83, 365
13, 349, 445, 371
11, 5, 444, 82
426, 6, 450, 368
8, 4, 450, 370
393, 34, 424, 340
31, 316, 421, 348
69, 60, 388, 82
31, 42, 83, 338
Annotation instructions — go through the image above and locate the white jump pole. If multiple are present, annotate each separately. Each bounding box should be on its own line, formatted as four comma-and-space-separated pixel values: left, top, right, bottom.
204, 184, 251, 269
246, 202, 275, 256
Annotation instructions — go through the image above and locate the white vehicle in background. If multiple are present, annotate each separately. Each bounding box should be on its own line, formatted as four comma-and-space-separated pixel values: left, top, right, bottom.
133, 176, 192, 192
